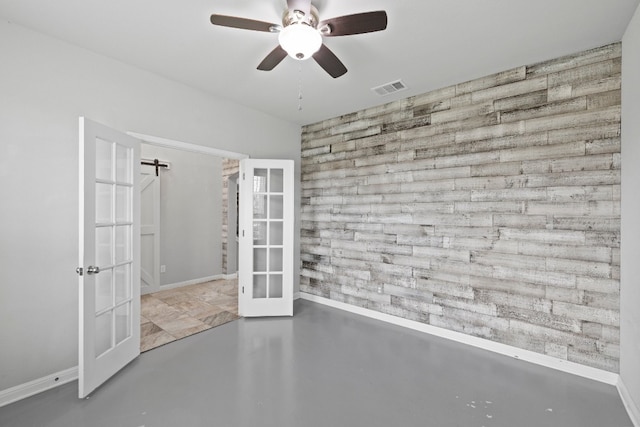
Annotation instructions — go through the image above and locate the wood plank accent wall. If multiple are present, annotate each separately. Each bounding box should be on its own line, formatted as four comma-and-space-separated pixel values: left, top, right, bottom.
222, 158, 239, 275
300, 43, 622, 372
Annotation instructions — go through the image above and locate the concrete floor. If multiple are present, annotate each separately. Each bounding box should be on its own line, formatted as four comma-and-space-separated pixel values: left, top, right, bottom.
0, 300, 633, 427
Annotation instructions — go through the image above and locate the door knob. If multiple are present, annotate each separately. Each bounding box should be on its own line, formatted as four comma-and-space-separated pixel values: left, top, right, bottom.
87, 266, 100, 275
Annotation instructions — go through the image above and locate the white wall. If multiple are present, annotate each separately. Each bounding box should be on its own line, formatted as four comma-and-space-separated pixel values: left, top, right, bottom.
0, 20, 300, 392
141, 145, 223, 286
621, 3, 640, 423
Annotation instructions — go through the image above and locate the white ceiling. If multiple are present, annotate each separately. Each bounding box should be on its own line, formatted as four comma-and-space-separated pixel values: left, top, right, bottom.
1, 0, 638, 125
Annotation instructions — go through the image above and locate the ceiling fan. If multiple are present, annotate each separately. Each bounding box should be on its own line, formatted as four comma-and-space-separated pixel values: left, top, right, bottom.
210, 0, 388, 78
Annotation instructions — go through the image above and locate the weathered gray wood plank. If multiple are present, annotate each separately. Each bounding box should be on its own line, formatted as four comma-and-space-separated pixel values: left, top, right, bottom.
299, 43, 622, 373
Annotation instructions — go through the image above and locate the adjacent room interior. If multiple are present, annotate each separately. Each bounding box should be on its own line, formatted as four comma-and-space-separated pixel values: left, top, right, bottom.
138, 144, 241, 352
1, 1, 640, 426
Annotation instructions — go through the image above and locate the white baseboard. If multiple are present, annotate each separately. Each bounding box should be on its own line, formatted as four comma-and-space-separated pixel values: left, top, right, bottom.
160, 274, 224, 291
300, 292, 620, 385
618, 378, 640, 427
0, 367, 77, 408
222, 273, 238, 280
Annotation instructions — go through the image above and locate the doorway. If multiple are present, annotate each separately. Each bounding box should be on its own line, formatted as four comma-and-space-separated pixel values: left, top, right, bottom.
133, 135, 248, 351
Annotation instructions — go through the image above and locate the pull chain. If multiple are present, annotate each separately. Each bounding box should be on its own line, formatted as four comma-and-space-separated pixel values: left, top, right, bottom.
298, 63, 303, 111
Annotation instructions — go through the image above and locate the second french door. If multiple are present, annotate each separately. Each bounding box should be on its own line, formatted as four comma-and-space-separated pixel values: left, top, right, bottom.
238, 159, 294, 317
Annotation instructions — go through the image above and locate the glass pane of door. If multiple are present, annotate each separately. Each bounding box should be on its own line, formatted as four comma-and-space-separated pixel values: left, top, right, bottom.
270, 169, 283, 192
269, 275, 283, 298
115, 303, 131, 345
253, 275, 267, 299
95, 311, 113, 357
95, 138, 113, 181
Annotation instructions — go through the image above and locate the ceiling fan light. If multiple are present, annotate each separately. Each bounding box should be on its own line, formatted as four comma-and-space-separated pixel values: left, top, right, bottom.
278, 24, 322, 60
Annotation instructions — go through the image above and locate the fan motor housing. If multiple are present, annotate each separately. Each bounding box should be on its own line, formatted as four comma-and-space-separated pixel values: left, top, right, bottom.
282, 5, 319, 28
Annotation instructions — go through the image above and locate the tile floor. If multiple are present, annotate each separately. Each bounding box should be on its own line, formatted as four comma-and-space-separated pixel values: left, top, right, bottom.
140, 278, 239, 352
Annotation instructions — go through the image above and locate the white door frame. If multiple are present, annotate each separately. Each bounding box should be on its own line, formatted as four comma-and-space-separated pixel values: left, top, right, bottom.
127, 132, 249, 161
227, 172, 239, 276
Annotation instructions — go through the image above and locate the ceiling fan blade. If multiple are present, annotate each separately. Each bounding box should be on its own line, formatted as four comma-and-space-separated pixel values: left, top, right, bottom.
287, 0, 311, 16
257, 46, 288, 71
320, 11, 388, 37
313, 44, 347, 78
210, 14, 278, 32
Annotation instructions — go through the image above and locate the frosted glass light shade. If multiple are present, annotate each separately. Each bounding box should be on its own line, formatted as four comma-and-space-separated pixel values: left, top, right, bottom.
278, 24, 322, 60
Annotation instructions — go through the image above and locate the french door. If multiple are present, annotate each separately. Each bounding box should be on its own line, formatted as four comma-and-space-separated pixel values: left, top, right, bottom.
238, 159, 294, 317
78, 117, 141, 398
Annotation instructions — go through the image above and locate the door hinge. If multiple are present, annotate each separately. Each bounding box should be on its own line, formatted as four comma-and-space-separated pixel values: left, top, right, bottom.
76, 267, 83, 276
242, 286, 244, 294
242, 172, 245, 180
242, 230, 245, 237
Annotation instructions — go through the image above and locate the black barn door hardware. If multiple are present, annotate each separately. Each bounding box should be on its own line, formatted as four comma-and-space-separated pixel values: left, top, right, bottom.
141, 158, 169, 176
